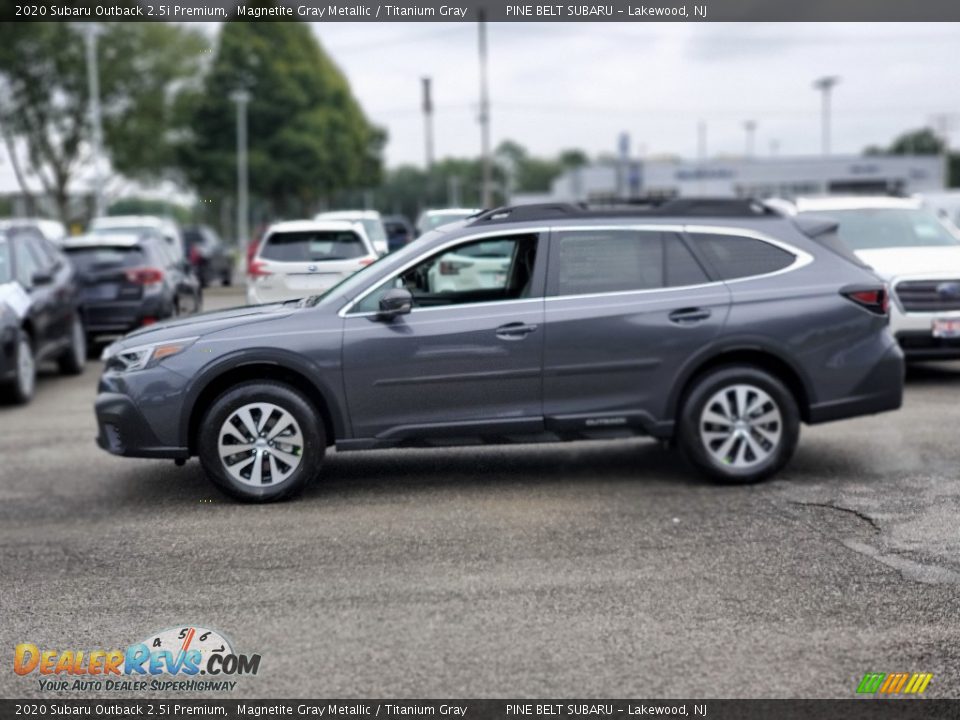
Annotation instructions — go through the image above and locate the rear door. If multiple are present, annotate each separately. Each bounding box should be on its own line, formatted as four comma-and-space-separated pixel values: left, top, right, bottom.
542, 226, 731, 433
253, 229, 373, 302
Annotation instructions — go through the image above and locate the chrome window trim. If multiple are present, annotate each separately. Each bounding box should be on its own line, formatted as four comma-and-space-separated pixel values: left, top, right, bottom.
339, 222, 813, 317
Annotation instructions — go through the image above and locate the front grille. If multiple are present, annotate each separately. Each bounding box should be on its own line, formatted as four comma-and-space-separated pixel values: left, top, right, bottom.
895, 279, 960, 313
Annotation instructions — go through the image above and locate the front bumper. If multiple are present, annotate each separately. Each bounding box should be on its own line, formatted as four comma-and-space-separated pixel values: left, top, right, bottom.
94, 391, 189, 459
808, 344, 904, 424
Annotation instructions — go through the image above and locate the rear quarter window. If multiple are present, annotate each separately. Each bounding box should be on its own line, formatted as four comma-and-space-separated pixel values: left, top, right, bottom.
689, 233, 796, 280
261, 231, 367, 262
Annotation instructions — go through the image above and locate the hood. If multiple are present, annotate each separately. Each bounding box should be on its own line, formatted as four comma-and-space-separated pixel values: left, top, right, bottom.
854, 246, 960, 280
115, 302, 297, 349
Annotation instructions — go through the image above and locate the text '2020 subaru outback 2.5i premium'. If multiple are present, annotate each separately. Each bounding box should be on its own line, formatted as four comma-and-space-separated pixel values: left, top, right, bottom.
94, 200, 905, 502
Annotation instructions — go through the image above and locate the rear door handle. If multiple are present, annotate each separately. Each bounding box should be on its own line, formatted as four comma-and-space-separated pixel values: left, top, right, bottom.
496, 322, 538, 340
669, 308, 712, 325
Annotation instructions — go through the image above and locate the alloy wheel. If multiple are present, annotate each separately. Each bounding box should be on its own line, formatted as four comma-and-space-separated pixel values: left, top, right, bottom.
217, 402, 305, 486
699, 383, 782, 468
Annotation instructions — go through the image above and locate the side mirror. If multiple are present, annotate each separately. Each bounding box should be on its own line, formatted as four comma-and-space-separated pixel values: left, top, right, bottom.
31, 271, 54, 287
377, 287, 413, 320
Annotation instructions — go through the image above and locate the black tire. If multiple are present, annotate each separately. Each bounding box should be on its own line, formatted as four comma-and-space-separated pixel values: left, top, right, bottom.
678, 365, 799, 484
4, 330, 36, 405
197, 381, 325, 502
57, 313, 86, 376
221, 271, 232, 287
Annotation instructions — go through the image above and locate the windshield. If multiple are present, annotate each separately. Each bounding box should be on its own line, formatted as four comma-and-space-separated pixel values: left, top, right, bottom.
421, 212, 472, 232
802, 208, 960, 250
360, 218, 387, 244
0, 239, 11, 284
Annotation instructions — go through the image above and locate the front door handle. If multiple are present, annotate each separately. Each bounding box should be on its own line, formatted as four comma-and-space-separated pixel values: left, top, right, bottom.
496, 322, 538, 340
669, 307, 712, 325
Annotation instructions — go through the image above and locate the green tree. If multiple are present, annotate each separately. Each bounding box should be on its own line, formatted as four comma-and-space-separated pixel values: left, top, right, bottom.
863, 127, 958, 187
0, 22, 207, 224
178, 9, 384, 221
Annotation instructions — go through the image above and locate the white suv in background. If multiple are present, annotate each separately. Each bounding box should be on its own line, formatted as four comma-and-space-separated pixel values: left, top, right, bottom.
313, 210, 389, 256
246, 220, 378, 305
793, 196, 960, 361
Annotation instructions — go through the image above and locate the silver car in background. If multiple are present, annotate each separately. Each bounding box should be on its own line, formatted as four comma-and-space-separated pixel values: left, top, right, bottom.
313, 210, 389, 256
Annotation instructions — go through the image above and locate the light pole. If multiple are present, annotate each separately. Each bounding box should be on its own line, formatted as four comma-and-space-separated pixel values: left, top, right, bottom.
230, 89, 251, 257
743, 120, 757, 158
813, 76, 840, 156
421, 76, 434, 170
84, 24, 105, 218
477, 10, 492, 208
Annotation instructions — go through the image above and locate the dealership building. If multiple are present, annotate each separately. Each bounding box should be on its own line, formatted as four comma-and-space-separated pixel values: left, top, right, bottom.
524, 154, 946, 203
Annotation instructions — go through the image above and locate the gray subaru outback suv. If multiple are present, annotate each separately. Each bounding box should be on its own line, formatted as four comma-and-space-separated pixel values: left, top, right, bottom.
95, 200, 904, 502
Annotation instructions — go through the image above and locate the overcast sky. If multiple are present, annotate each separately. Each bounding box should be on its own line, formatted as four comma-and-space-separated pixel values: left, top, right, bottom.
297, 22, 960, 168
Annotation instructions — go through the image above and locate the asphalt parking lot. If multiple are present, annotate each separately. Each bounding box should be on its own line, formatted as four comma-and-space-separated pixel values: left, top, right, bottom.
2, 285, 959, 699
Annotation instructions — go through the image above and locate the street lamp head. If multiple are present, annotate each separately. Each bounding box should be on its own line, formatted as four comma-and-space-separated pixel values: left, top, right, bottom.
813, 75, 841, 91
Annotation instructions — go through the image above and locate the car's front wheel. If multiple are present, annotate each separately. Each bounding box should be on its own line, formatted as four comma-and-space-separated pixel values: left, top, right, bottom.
197, 381, 325, 502
678, 366, 799, 484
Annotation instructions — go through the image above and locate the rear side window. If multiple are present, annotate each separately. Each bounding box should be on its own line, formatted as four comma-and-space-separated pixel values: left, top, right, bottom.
553, 230, 709, 296
689, 233, 795, 280
260, 231, 367, 262
65, 246, 146, 271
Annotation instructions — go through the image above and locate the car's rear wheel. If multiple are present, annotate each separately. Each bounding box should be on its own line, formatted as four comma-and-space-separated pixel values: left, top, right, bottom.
5, 332, 36, 405
58, 313, 86, 376
678, 366, 799, 484
198, 381, 325, 502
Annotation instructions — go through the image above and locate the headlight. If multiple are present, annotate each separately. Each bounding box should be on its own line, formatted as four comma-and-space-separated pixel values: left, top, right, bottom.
102, 336, 199, 372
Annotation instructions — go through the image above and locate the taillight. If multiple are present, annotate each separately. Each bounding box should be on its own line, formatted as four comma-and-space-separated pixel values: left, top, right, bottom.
141, 317, 157, 326
842, 285, 889, 315
125, 267, 164, 285
248, 259, 272, 278
189, 245, 202, 265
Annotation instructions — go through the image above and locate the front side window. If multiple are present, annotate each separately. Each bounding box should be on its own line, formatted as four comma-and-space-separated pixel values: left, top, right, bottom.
12, 238, 41, 287
552, 229, 709, 296
689, 233, 796, 280
260, 231, 368, 262
351, 233, 539, 314
0, 239, 12, 284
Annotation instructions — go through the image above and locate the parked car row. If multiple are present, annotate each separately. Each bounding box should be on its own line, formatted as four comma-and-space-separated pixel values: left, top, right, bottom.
0, 213, 224, 404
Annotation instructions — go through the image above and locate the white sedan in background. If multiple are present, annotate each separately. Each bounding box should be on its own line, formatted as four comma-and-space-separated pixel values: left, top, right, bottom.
793, 195, 960, 361
246, 220, 378, 305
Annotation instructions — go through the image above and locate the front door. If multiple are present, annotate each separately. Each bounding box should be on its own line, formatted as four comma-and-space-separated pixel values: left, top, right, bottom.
341, 231, 547, 441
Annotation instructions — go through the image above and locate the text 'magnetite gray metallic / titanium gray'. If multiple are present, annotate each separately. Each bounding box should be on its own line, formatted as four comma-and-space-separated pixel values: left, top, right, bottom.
95, 200, 904, 501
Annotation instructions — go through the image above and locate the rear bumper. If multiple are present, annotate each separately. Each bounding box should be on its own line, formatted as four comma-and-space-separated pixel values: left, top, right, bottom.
81, 296, 171, 336
808, 345, 904, 424
95, 391, 188, 459
896, 330, 960, 360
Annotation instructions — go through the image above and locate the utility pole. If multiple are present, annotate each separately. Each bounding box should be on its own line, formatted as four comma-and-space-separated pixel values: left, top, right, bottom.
697, 121, 707, 161
813, 76, 840, 155
743, 120, 756, 158
84, 24, 105, 218
448, 175, 461, 207
421, 76, 434, 170
230, 89, 251, 256
477, 10, 492, 208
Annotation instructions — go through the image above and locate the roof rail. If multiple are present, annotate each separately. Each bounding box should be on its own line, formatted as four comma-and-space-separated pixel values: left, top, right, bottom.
468, 198, 782, 226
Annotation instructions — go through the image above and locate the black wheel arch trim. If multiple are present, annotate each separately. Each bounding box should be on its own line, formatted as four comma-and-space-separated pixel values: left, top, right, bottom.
666, 336, 816, 424
177, 347, 348, 451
